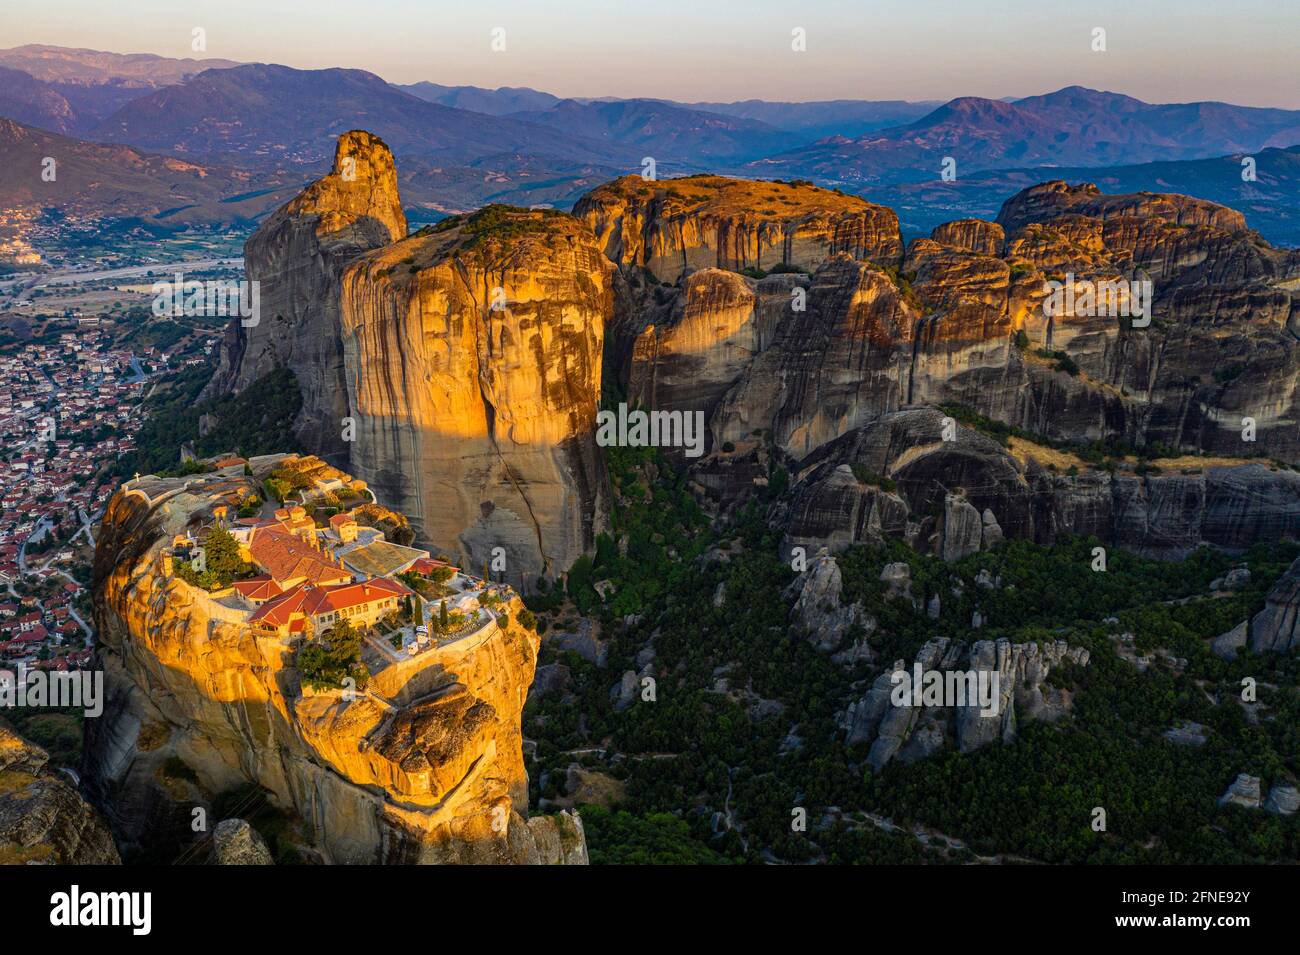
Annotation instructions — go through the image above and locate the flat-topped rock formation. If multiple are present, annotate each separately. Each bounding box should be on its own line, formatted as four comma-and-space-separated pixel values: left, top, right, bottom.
575, 173, 903, 282
338, 205, 610, 587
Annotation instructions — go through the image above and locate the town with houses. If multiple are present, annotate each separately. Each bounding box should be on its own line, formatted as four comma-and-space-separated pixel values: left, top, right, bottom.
0, 294, 221, 688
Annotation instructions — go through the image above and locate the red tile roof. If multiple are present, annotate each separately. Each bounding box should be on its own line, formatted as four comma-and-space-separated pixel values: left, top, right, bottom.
249, 526, 350, 588
250, 577, 412, 628
232, 576, 284, 601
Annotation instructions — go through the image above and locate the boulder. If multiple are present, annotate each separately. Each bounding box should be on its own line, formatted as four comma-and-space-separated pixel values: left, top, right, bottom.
1162, 721, 1207, 747
1209, 621, 1248, 660
1247, 556, 1300, 653
879, 562, 912, 599
1210, 566, 1251, 591
1218, 773, 1262, 809
1264, 784, 1299, 815
212, 818, 274, 865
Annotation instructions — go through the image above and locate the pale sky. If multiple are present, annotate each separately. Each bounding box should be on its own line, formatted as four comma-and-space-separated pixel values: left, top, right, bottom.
2, 0, 1298, 108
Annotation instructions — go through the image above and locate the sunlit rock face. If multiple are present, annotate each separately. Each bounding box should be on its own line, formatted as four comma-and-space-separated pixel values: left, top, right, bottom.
84, 479, 587, 865
207, 130, 408, 458
574, 174, 904, 283
338, 206, 611, 587
219, 132, 610, 587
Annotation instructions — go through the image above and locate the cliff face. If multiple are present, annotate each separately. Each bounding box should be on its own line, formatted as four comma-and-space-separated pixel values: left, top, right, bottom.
777, 407, 1300, 561
613, 179, 1300, 470
206, 131, 408, 458
337, 206, 610, 586
575, 174, 903, 283
0, 725, 120, 864
84, 477, 586, 864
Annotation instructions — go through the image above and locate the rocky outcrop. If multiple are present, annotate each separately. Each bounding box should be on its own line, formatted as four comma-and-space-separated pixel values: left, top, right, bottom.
954, 638, 1090, 752
1246, 555, 1300, 653
929, 218, 1005, 256
84, 472, 586, 865
613, 177, 1300, 477
842, 636, 1088, 770
625, 268, 787, 444
212, 818, 273, 865
997, 181, 1247, 235
1210, 621, 1249, 660
206, 130, 408, 458
1218, 773, 1262, 809
1163, 721, 1208, 746
779, 407, 1300, 561
712, 258, 922, 459
785, 550, 872, 652
1265, 784, 1299, 815
576, 174, 903, 283
0, 724, 120, 864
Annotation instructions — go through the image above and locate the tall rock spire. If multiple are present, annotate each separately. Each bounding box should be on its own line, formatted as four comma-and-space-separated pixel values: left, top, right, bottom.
206, 130, 407, 457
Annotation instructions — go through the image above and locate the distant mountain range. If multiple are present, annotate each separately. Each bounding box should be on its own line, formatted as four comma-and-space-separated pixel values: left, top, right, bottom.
0, 44, 243, 133
85, 64, 627, 167
863, 144, 1300, 245
0, 44, 240, 86
398, 81, 561, 115
751, 86, 1300, 184
502, 98, 790, 161
399, 83, 939, 143
0, 46, 1297, 244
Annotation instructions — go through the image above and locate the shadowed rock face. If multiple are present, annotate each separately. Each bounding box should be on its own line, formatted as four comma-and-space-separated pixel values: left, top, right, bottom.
0, 726, 120, 864
575, 174, 903, 283
841, 636, 1089, 770
84, 479, 586, 865
1247, 556, 1300, 653
777, 408, 1300, 561
207, 130, 408, 458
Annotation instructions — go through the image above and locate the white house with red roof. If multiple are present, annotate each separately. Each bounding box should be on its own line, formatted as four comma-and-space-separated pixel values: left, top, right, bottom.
249, 577, 413, 638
